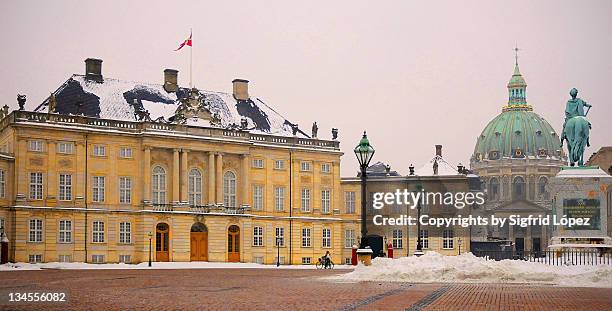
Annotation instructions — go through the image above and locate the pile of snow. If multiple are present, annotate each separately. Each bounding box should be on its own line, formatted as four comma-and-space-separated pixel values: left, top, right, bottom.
330, 252, 612, 288
0, 261, 354, 271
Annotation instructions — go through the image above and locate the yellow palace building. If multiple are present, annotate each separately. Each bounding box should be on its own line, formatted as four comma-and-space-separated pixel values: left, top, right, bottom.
0, 58, 361, 265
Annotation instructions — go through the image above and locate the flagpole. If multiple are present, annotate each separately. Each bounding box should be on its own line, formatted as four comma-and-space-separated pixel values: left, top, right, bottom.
190, 28, 193, 89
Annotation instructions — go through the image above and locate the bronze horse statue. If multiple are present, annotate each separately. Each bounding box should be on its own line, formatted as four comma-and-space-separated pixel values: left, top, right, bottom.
560, 88, 591, 166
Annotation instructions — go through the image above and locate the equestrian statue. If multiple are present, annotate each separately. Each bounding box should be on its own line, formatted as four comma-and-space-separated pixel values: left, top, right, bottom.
560, 88, 592, 166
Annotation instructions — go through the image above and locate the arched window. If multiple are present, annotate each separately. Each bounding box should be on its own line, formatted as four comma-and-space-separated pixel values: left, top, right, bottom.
188, 168, 203, 206
489, 178, 499, 201
152, 166, 166, 204
512, 176, 526, 200
223, 171, 237, 208
538, 177, 549, 200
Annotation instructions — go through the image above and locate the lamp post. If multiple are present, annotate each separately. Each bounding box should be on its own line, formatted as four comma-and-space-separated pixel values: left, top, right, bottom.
147, 231, 153, 267
0, 226, 8, 264
276, 237, 281, 267
354, 131, 375, 249
414, 182, 424, 257
458, 237, 463, 255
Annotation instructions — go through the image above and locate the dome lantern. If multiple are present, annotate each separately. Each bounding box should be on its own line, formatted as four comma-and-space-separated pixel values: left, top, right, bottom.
504, 46, 531, 112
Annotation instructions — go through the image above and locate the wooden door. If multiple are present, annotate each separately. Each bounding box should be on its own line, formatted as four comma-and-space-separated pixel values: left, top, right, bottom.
227, 225, 240, 262
190, 232, 208, 261
156, 223, 169, 262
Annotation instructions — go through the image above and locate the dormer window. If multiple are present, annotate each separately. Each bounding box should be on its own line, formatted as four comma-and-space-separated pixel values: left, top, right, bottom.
514, 130, 521, 135
513, 148, 524, 158
536, 130, 542, 136
538, 149, 547, 157
494, 132, 501, 137
489, 150, 500, 160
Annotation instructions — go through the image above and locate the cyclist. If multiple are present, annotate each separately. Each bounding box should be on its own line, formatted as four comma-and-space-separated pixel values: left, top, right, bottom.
323, 250, 332, 269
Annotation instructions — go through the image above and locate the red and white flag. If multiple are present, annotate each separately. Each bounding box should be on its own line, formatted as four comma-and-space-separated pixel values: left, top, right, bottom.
175, 32, 192, 51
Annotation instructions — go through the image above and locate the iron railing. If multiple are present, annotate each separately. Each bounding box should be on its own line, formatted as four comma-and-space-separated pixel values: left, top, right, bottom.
472, 249, 612, 266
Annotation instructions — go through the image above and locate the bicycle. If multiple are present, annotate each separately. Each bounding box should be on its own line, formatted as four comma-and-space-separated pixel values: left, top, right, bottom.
316, 256, 334, 269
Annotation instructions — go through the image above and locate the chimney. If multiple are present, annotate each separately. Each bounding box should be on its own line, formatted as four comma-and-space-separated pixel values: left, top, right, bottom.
435, 144, 442, 157
232, 79, 249, 100
85, 58, 103, 82
163, 69, 178, 92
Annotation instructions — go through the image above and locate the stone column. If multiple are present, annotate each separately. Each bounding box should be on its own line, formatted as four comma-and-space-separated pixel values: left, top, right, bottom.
143, 147, 151, 205
15, 138, 27, 202
208, 152, 215, 205
508, 223, 514, 250
241, 154, 250, 207
180, 149, 189, 204
541, 223, 548, 249
172, 149, 180, 204
216, 153, 223, 205
526, 224, 532, 252
75, 141, 86, 206
46, 141, 57, 206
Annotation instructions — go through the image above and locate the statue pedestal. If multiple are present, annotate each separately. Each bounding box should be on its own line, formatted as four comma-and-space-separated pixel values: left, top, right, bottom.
356, 248, 373, 266
548, 166, 612, 248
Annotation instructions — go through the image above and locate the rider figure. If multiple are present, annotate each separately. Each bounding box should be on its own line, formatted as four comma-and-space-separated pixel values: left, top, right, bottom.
562, 88, 591, 144
323, 250, 331, 268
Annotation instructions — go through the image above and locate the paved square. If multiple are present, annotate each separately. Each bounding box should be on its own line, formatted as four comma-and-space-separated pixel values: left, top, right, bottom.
0, 269, 611, 310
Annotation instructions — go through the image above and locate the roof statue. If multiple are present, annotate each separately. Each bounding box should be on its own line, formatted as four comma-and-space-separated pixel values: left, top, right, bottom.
311, 122, 318, 138
331, 128, 338, 140
561, 88, 592, 166
17, 94, 26, 111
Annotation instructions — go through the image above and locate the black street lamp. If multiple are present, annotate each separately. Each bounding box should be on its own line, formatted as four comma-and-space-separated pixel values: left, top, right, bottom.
354, 131, 375, 249
415, 182, 424, 257
147, 231, 153, 267
0, 226, 8, 264
276, 237, 281, 267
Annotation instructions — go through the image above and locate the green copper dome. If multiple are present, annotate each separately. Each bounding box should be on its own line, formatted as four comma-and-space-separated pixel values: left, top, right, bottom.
472, 62, 562, 161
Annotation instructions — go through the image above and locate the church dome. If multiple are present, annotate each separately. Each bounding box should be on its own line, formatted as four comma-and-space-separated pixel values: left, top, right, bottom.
472, 62, 562, 162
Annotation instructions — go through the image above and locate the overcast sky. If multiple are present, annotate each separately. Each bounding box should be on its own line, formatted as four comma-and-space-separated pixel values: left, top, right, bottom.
1, 0, 610, 175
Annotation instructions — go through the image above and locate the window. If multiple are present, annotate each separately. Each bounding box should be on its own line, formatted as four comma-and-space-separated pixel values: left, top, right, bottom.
274, 160, 285, 170
253, 226, 263, 246
345, 229, 355, 248
345, 258, 352, 265
538, 177, 549, 200
0, 170, 5, 198
59, 220, 72, 243
28, 140, 43, 152
29, 219, 43, 242
301, 188, 311, 212
29, 172, 43, 200
119, 177, 132, 204
321, 189, 331, 213
119, 222, 131, 244
92, 255, 105, 263
119, 147, 133, 158
489, 178, 499, 201
275, 257, 285, 265
29, 254, 43, 263
152, 166, 166, 204
252, 256, 264, 264
57, 142, 74, 154
345, 191, 355, 214
253, 185, 264, 211
322, 228, 331, 248
188, 169, 202, 206
512, 176, 526, 200
252, 158, 264, 168
58, 174, 72, 201
301, 257, 311, 264
443, 229, 454, 249
274, 187, 285, 211
420, 229, 429, 249
119, 255, 131, 263
300, 161, 311, 171
321, 163, 331, 173
92, 221, 105, 243
392, 229, 403, 249
92, 176, 105, 202
275, 227, 285, 247
301, 228, 311, 247
0, 218, 4, 236
223, 171, 237, 207
58, 255, 72, 262
93, 145, 106, 156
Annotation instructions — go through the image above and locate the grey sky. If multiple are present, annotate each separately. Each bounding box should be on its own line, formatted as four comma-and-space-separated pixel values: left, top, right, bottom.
1, 0, 610, 175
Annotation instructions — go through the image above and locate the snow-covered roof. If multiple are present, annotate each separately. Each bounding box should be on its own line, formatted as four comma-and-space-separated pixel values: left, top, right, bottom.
34, 75, 309, 138
415, 155, 460, 176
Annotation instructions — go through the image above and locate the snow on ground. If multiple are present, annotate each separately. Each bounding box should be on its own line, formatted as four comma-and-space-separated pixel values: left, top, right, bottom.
329, 252, 612, 288
0, 261, 355, 271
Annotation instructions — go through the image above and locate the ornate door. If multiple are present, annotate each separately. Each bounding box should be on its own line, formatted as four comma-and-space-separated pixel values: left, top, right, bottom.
190, 222, 208, 261
227, 225, 240, 262
156, 223, 170, 262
